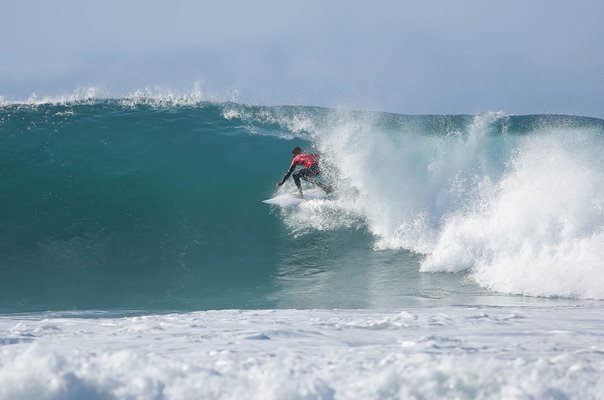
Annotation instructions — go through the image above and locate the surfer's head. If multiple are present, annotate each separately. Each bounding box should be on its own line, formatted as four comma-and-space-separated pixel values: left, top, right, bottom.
292, 147, 302, 156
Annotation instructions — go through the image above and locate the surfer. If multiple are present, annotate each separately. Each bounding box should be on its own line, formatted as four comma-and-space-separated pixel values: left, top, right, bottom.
277, 147, 332, 197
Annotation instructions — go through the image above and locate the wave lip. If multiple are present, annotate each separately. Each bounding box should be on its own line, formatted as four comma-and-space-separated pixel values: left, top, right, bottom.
0, 83, 238, 108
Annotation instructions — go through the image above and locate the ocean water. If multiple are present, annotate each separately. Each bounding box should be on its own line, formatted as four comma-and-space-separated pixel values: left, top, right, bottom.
1, 95, 603, 399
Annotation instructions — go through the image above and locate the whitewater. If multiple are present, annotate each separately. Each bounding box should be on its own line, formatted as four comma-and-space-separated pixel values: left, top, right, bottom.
1, 93, 603, 399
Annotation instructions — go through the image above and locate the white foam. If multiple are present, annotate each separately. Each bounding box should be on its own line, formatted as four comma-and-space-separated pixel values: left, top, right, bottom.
1, 307, 603, 399
423, 130, 604, 298
272, 111, 604, 299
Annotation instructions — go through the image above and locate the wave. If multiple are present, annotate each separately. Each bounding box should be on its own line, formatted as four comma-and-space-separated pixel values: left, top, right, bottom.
1, 97, 603, 306
227, 106, 604, 299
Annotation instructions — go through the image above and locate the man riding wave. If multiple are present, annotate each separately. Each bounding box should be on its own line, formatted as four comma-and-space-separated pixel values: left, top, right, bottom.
277, 147, 332, 197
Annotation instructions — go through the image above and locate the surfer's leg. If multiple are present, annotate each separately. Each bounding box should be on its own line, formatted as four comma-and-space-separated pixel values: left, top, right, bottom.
312, 177, 332, 193
300, 166, 332, 193
292, 171, 304, 195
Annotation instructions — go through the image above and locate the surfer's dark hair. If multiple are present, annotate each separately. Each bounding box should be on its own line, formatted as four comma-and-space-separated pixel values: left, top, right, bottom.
292, 147, 302, 155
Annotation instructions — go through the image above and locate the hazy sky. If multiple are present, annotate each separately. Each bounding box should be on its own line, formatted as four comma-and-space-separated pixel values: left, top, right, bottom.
1, 0, 603, 117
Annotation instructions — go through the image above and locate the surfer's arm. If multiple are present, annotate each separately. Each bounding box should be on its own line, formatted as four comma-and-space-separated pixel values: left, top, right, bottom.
277, 164, 297, 186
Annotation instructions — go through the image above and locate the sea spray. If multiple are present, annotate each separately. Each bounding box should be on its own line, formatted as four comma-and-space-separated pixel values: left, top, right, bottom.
423, 128, 604, 298
265, 109, 604, 299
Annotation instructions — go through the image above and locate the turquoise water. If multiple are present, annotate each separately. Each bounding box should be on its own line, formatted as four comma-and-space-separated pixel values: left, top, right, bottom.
1, 100, 603, 312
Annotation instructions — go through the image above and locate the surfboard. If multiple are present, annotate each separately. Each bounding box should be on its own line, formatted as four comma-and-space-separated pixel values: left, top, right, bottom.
262, 187, 329, 206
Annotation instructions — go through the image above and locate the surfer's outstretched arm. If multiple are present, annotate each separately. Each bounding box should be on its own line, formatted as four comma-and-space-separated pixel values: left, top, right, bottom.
277, 164, 296, 187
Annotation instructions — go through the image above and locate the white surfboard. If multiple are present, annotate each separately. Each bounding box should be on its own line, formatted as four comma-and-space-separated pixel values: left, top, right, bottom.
263, 187, 329, 206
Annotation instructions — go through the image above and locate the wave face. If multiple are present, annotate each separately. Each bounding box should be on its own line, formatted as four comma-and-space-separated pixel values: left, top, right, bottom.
1, 99, 603, 310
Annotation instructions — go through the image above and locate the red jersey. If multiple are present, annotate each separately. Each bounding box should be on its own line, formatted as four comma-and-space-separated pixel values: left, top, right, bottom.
291, 153, 319, 168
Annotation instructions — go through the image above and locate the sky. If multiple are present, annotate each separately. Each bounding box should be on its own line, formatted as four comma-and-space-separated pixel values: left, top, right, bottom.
1, 0, 603, 117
